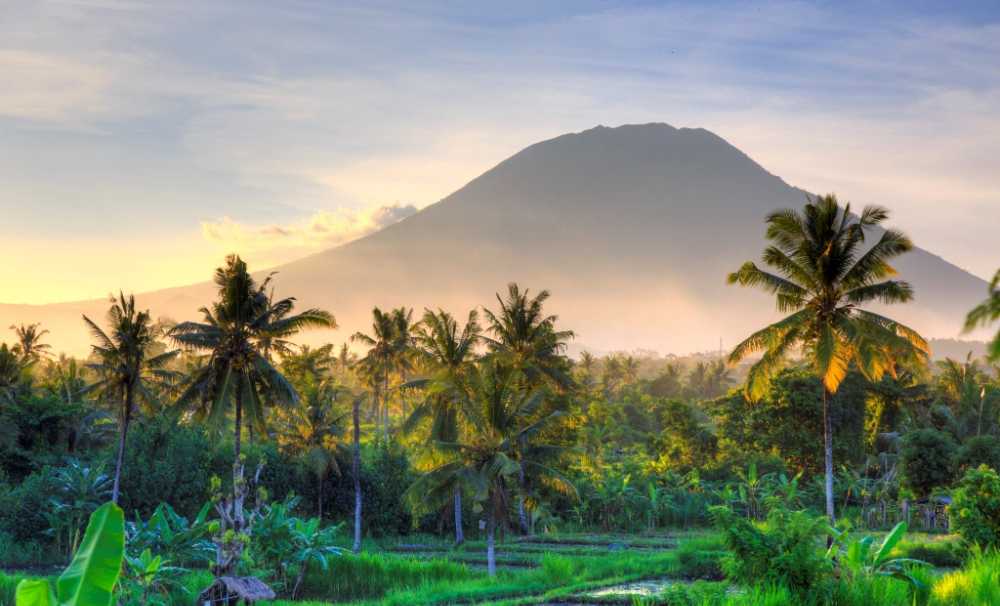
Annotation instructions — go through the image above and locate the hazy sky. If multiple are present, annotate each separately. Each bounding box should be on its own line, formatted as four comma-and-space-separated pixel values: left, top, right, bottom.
3, 1, 999, 304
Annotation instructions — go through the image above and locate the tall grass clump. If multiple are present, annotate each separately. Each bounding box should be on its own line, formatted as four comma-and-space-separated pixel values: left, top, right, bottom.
930, 549, 1000, 605
675, 534, 726, 580
298, 552, 472, 601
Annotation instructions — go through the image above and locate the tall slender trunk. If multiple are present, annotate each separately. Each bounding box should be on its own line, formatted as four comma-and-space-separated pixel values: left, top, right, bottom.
111, 381, 134, 504
234, 375, 244, 525
454, 486, 464, 545
317, 474, 324, 518
517, 466, 530, 536
383, 368, 391, 440
486, 504, 496, 577
353, 395, 362, 554
823, 387, 835, 530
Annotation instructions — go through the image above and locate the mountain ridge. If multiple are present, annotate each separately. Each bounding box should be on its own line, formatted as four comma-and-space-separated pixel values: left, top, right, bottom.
1, 123, 988, 356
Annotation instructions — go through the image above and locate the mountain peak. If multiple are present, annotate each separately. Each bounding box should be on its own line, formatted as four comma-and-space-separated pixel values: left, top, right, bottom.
0, 125, 987, 356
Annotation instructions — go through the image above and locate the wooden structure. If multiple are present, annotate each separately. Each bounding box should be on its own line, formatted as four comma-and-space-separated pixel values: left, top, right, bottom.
197, 576, 276, 605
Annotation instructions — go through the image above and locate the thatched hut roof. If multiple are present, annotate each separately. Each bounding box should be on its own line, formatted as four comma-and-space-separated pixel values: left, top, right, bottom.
198, 576, 276, 605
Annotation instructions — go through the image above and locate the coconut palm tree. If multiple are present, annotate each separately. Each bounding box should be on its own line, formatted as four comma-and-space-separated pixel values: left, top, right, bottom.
483, 283, 574, 389
169, 255, 334, 566
484, 283, 575, 533
83, 293, 179, 504
404, 308, 481, 544
391, 307, 418, 421
405, 360, 574, 576
276, 378, 348, 518
727, 195, 928, 525
9, 322, 52, 365
352, 308, 400, 439
0, 343, 24, 404
965, 268, 1000, 362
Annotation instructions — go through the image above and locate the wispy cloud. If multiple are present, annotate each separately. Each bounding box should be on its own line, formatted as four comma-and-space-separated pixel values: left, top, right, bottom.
201, 203, 418, 263
1, 0, 999, 301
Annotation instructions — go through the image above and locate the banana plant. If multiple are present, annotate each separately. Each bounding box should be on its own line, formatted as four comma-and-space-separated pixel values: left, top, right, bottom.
826, 521, 927, 589
120, 549, 188, 606
16, 502, 125, 606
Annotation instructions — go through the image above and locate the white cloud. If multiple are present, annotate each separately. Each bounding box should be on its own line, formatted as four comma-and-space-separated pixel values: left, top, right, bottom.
200, 203, 418, 261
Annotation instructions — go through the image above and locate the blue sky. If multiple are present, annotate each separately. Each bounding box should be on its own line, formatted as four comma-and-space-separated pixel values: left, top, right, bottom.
2, 1, 999, 302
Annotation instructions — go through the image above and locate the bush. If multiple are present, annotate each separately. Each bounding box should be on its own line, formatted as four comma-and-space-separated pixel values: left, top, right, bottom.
710, 506, 831, 594
675, 535, 725, 580
894, 537, 965, 568
955, 436, 1000, 475
0, 469, 55, 544
116, 417, 217, 518
900, 429, 957, 498
949, 465, 1000, 548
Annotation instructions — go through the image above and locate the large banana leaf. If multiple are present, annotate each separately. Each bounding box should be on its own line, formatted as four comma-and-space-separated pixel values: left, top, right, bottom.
56, 502, 125, 606
14, 579, 56, 606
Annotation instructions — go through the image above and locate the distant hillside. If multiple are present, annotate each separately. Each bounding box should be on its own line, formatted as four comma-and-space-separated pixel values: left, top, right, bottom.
1, 123, 989, 356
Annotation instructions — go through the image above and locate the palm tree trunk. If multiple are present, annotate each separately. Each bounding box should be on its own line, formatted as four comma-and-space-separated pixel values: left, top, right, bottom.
353, 395, 362, 554
234, 375, 244, 527
823, 387, 835, 528
111, 382, 135, 504
383, 368, 391, 440
317, 474, 324, 518
517, 473, 530, 535
486, 506, 496, 577
454, 485, 464, 545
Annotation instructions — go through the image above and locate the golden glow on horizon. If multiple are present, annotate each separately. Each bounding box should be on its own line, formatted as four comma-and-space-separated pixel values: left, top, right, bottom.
1, 233, 289, 305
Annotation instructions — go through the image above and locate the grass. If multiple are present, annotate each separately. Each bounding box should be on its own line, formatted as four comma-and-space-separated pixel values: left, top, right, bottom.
929, 550, 1000, 605
262, 533, 720, 606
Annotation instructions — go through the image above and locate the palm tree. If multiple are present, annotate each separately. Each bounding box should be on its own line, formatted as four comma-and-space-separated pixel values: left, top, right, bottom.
391, 307, 418, 421
404, 308, 481, 544
0, 343, 24, 404
9, 322, 51, 365
484, 284, 574, 533
405, 360, 574, 576
83, 293, 179, 504
277, 378, 348, 518
727, 195, 928, 525
352, 308, 399, 439
576, 351, 597, 389
965, 268, 1000, 362
169, 255, 333, 570
483, 283, 574, 389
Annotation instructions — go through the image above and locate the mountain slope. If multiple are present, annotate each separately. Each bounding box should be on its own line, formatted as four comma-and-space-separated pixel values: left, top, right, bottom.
1, 123, 988, 356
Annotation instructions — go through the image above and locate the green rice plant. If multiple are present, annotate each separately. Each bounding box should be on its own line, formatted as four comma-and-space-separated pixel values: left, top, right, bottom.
296, 552, 472, 602
538, 554, 580, 584
930, 549, 1000, 606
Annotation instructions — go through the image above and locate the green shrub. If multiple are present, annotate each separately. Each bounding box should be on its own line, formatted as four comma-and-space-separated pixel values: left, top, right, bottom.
710, 506, 831, 594
955, 436, 1000, 474
675, 535, 725, 580
949, 465, 1000, 548
900, 429, 957, 498
894, 537, 965, 567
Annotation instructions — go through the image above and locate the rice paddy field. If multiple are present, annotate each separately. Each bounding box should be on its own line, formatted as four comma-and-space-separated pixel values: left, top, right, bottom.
6, 530, 978, 606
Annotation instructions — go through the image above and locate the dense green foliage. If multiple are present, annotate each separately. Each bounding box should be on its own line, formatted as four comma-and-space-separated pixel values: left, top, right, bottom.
1, 198, 999, 605
950, 465, 1000, 548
